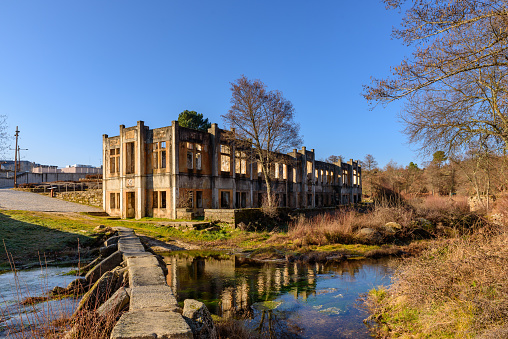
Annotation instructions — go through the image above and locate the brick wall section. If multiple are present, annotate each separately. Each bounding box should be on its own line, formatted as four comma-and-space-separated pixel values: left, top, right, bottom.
55, 189, 103, 207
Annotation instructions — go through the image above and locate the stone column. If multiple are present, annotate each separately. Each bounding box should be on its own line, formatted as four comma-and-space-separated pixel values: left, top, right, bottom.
171, 121, 179, 219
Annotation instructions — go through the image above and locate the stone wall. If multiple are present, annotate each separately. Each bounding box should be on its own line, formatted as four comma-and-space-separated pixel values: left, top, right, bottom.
55, 189, 103, 207
204, 209, 236, 224
205, 207, 341, 229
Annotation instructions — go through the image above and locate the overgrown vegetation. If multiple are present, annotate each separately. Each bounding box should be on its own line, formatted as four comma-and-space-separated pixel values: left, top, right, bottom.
364, 194, 508, 338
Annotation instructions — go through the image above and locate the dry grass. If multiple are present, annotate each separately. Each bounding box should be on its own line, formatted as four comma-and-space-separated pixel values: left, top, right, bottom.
55, 308, 119, 339
287, 195, 484, 248
287, 212, 357, 246
366, 223, 508, 338
408, 194, 471, 222
287, 201, 416, 247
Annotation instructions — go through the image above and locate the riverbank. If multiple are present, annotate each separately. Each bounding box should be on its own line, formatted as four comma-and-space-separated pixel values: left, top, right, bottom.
365, 223, 508, 338
0, 209, 424, 273
0, 195, 479, 271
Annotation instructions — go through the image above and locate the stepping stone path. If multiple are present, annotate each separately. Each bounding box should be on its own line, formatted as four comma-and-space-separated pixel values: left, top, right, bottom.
110, 227, 193, 339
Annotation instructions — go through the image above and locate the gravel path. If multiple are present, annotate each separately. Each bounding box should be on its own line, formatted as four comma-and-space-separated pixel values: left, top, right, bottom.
0, 188, 103, 212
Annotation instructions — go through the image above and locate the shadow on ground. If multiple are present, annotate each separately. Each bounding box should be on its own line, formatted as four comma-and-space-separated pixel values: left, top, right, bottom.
0, 212, 97, 269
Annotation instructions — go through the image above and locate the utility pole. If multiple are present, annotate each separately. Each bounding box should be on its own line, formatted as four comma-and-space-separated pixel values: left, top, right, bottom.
14, 126, 19, 188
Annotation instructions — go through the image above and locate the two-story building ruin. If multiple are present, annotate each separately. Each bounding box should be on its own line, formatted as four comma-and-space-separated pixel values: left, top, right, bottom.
102, 121, 361, 219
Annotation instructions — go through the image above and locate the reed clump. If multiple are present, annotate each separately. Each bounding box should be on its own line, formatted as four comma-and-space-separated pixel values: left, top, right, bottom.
286, 194, 486, 248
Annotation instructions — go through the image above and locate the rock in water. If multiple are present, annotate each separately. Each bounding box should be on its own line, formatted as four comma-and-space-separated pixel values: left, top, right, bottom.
182, 299, 218, 339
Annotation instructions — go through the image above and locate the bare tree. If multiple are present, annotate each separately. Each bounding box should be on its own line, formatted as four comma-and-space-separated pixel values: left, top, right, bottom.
360, 154, 378, 198
325, 154, 343, 165
360, 154, 378, 171
222, 76, 303, 207
452, 140, 499, 211
364, 1, 508, 155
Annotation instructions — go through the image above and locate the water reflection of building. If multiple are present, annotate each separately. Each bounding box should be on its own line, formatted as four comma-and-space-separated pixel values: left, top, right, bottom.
164, 254, 236, 300
163, 253, 390, 319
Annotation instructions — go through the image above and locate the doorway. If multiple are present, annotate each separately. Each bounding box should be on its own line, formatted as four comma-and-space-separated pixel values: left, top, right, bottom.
127, 192, 135, 218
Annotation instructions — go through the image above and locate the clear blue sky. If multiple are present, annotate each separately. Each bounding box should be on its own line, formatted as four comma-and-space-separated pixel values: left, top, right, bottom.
0, 0, 422, 169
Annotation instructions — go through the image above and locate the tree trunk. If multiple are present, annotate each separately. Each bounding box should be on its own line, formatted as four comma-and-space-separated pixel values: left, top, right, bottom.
261, 162, 273, 207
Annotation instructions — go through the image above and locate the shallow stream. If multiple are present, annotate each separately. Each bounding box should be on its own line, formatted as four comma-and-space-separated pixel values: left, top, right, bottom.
163, 252, 394, 339
0, 266, 78, 338
0, 254, 394, 338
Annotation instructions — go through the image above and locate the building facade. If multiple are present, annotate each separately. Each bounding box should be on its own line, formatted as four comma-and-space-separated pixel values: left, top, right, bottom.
102, 121, 362, 219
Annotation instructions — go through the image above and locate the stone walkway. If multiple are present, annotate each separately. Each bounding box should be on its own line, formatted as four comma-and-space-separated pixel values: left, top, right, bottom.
111, 227, 193, 338
0, 188, 103, 212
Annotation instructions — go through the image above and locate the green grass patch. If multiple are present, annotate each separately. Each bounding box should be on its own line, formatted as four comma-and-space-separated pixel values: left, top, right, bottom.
0, 210, 99, 267
311, 243, 381, 256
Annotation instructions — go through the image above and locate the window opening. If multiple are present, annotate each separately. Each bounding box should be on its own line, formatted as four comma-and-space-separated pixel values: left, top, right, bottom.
221, 191, 230, 208
196, 144, 202, 170
126, 142, 135, 174
220, 145, 231, 172
153, 143, 159, 169
153, 191, 159, 208
110, 193, 116, 209
241, 192, 246, 208
160, 142, 166, 169
161, 191, 167, 209
109, 148, 120, 174
235, 152, 247, 175
187, 151, 193, 169
196, 191, 203, 208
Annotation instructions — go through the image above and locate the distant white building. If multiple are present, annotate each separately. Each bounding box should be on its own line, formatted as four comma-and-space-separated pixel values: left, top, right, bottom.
32, 165, 102, 174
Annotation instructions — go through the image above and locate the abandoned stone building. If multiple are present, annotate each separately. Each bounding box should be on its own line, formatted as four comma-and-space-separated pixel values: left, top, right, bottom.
102, 121, 362, 219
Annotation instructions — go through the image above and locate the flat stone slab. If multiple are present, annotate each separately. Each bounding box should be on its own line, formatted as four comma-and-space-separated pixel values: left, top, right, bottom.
118, 242, 145, 253
113, 227, 135, 233
97, 287, 130, 317
85, 251, 123, 284
126, 255, 160, 268
122, 251, 154, 260
129, 265, 166, 287
110, 310, 193, 339
130, 285, 178, 312
118, 236, 143, 245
